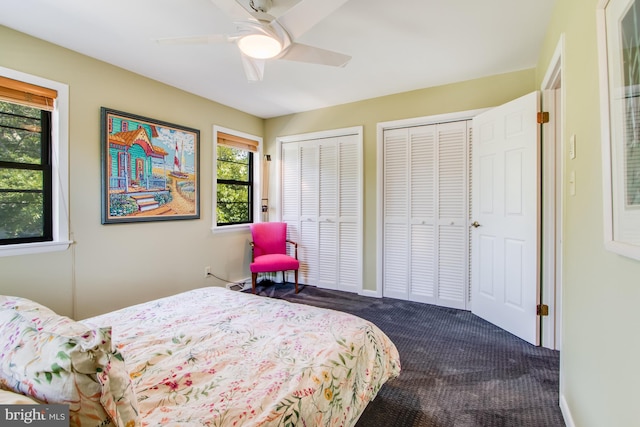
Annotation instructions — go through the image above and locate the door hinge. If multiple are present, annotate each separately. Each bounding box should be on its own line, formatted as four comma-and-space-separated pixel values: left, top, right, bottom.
537, 304, 549, 316
537, 112, 550, 124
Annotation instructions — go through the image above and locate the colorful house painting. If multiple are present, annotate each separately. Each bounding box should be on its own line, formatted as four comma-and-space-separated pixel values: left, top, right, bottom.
101, 108, 200, 223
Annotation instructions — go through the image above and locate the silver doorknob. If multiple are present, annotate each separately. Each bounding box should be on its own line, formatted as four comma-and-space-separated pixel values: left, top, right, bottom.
471, 221, 481, 228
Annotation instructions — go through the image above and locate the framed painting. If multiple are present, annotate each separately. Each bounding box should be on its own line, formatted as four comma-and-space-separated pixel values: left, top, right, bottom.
100, 108, 200, 224
597, 0, 640, 260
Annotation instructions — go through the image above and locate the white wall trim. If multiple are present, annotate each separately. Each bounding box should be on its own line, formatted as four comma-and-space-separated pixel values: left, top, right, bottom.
276, 126, 362, 144
596, 0, 640, 260
559, 393, 576, 427
376, 109, 489, 300
0, 66, 71, 258
211, 125, 262, 232
359, 289, 381, 298
541, 34, 565, 90
541, 33, 565, 351
377, 108, 490, 131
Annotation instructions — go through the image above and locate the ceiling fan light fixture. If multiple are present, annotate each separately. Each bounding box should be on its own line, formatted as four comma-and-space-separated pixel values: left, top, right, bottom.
238, 34, 282, 59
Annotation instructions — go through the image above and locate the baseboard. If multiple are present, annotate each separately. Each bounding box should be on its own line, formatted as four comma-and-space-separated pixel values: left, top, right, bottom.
360, 289, 382, 298
559, 393, 575, 427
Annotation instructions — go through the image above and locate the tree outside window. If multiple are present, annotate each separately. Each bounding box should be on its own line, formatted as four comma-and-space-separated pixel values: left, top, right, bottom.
216, 144, 253, 225
0, 100, 52, 244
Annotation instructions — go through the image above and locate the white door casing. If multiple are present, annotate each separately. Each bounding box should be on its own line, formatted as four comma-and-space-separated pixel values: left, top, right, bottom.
471, 91, 541, 345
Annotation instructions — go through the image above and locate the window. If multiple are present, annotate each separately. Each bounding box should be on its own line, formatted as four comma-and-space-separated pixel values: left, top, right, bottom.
0, 100, 52, 244
213, 128, 261, 230
0, 68, 70, 257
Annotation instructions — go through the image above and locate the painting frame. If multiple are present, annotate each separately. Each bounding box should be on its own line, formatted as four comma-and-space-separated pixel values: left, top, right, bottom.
597, 0, 640, 260
100, 107, 200, 224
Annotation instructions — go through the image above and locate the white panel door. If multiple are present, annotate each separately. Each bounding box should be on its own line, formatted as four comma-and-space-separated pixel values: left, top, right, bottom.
471, 91, 540, 345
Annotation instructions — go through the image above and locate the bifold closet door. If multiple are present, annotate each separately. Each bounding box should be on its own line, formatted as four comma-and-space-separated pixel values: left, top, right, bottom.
382, 121, 469, 309
280, 134, 362, 293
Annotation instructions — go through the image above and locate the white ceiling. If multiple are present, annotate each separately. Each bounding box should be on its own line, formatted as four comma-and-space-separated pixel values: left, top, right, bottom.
0, 0, 556, 119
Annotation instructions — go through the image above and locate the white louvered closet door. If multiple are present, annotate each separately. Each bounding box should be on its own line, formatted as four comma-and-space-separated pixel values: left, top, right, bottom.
318, 139, 338, 289
410, 126, 437, 302
280, 131, 362, 293
337, 136, 361, 293
436, 121, 469, 309
299, 141, 319, 285
281, 142, 300, 265
382, 128, 410, 300
383, 121, 469, 309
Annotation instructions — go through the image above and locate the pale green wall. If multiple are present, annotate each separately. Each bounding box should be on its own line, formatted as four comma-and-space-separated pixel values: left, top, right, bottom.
265, 70, 536, 291
535, 0, 640, 426
0, 25, 263, 319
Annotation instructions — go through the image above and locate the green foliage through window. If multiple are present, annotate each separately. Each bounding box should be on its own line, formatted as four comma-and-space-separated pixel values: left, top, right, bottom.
217, 145, 253, 225
0, 100, 52, 244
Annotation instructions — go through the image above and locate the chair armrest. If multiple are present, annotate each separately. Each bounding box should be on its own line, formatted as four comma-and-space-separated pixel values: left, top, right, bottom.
286, 240, 298, 259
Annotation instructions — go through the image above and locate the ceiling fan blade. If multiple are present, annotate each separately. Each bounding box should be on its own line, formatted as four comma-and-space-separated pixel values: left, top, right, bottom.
210, 0, 256, 21
240, 54, 266, 81
155, 34, 230, 45
280, 43, 351, 67
276, 0, 350, 40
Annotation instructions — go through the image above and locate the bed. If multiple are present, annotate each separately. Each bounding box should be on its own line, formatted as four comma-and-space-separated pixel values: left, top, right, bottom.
0, 287, 400, 427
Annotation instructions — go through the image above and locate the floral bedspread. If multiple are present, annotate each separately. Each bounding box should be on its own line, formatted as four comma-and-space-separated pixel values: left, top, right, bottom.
82, 287, 400, 427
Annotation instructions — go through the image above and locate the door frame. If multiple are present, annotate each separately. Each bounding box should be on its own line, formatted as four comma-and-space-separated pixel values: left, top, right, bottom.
375, 61, 564, 349
541, 35, 565, 351
376, 109, 488, 299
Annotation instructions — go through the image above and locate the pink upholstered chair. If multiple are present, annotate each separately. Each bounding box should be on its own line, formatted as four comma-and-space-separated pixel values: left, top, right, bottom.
249, 222, 300, 294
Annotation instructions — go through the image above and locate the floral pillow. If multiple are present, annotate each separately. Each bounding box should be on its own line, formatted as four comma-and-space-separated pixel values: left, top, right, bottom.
0, 296, 139, 427
0, 388, 40, 404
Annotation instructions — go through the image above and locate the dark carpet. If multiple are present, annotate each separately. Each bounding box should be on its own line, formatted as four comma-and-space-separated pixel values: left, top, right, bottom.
247, 282, 564, 427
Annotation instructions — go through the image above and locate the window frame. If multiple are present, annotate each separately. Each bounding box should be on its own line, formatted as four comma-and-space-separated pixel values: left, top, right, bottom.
0, 66, 71, 257
212, 126, 262, 233
0, 106, 53, 245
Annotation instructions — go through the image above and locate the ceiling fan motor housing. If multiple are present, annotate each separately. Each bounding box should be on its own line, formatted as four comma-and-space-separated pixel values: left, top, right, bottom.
249, 0, 273, 13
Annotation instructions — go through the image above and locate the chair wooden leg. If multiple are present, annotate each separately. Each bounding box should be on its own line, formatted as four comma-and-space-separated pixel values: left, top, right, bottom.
294, 270, 299, 294
282, 271, 286, 284
252, 272, 257, 294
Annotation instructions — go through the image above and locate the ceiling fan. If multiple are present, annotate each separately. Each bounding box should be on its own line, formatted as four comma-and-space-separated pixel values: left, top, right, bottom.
156, 0, 352, 81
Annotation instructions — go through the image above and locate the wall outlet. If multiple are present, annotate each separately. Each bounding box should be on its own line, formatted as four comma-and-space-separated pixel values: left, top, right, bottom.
204, 266, 211, 278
